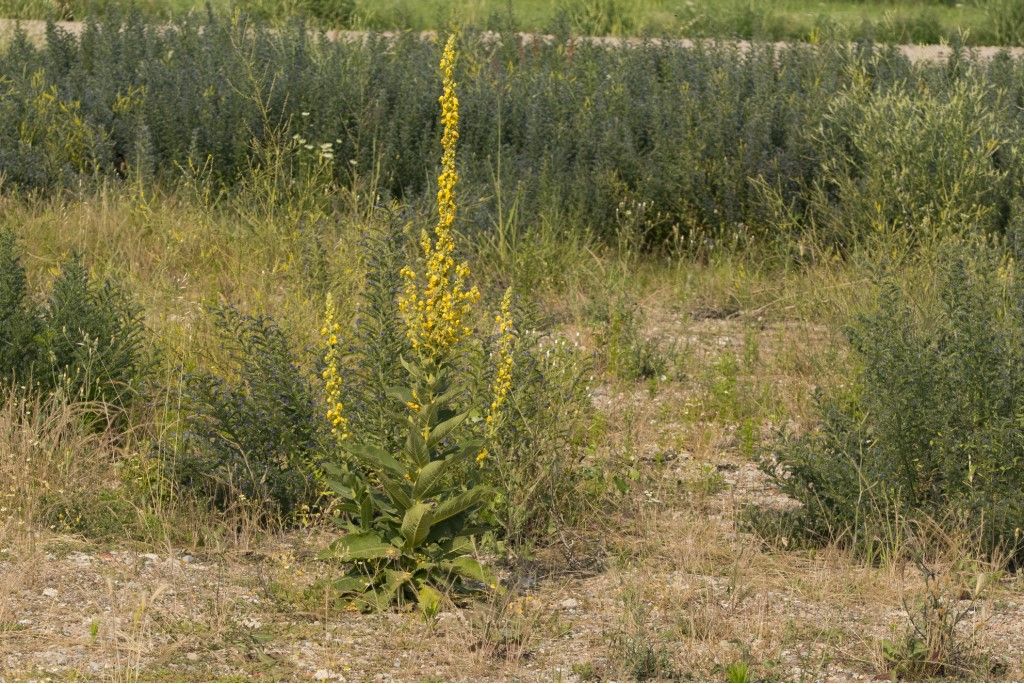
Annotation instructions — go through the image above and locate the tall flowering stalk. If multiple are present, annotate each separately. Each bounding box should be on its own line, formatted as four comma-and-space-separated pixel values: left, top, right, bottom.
321, 293, 349, 442
478, 288, 516, 465
318, 33, 502, 609
398, 34, 480, 360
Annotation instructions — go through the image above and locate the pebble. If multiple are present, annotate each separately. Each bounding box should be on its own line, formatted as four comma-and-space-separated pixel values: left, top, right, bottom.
186, 652, 200, 662
41, 588, 58, 598
313, 668, 341, 681
559, 598, 579, 610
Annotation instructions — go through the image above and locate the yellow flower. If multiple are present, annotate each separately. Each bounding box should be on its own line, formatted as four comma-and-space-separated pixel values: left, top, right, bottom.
483, 288, 516, 447
398, 33, 480, 359
321, 293, 350, 443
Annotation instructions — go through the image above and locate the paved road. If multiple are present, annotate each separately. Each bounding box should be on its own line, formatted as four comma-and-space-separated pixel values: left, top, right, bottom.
1, 18, 1022, 62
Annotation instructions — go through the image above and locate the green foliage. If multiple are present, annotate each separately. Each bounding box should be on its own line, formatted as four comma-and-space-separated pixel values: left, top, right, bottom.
318, 355, 494, 610
342, 220, 410, 453
985, 0, 1024, 46
797, 76, 1009, 251
0, 229, 39, 379
480, 309, 595, 548
39, 257, 146, 409
0, 228, 146, 414
760, 238, 1024, 565
724, 661, 752, 683
10, 17, 1024, 251
179, 307, 327, 518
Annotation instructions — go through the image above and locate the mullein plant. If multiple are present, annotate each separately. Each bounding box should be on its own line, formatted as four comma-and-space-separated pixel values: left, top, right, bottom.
318, 34, 515, 610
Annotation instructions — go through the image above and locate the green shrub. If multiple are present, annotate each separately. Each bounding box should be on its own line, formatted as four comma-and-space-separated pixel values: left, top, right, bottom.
0, 230, 39, 379
39, 257, 146, 409
179, 307, 328, 518
801, 76, 1009, 251
759, 238, 1024, 565
10, 15, 1024, 251
0, 228, 146, 414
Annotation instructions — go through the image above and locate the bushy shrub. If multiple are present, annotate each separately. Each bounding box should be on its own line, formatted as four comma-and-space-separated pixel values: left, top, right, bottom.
0, 230, 39, 379
0, 228, 146, 413
39, 257, 146, 408
796, 76, 1009, 251
179, 306, 328, 518
760, 238, 1024, 565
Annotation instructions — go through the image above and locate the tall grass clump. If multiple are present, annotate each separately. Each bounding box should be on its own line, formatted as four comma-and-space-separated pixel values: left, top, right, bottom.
759, 238, 1024, 566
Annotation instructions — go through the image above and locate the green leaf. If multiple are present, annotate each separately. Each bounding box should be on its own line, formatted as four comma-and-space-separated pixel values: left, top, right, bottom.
380, 475, 413, 510
412, 458, 451, 500
407, 423, 429, 467
401, 502, 434, 550
318, 532, 398, 561
417, 584, 443, 616
431, 487, 485, 526
444, 556, 496, 586
332, 576, 373, 595
347, 442, 405, 477
427, 410, 469, 449
386, 386, 415, 405
358, 494, 375, 531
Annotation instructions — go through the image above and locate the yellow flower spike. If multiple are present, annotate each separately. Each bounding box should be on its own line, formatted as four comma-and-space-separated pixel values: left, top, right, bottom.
321, 293, 350, 443
398, 33, 481, 359
483, 288, 516, 444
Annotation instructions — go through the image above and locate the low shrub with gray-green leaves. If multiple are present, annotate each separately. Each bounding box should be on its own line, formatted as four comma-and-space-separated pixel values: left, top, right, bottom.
759, 238, 1024, 566
178, 306, 328, 518
0, 228, 146, 415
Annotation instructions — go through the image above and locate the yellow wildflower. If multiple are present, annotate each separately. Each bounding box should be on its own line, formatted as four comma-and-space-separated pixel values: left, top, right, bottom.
321, 293, 350, 442
398, 33, 480, 358
481, 288, 516, 464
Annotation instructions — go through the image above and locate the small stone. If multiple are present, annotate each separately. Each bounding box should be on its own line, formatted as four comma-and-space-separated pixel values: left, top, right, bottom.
559, 598, 579, 610
140, 553, 159, 562
186, 652, 200, 662
42, 588, 58, 598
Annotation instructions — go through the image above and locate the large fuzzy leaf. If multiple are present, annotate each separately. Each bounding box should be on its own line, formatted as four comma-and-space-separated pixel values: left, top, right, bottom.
426, 410, 469, 450
379, 475, 413, 510
407, 423, 428, 467
401, 502, 434, 550
443, 556, 496, 586
412, 458, 451, 500
318, 531, 397, 561
347, 442, 405, 477
431, 487, 486, 526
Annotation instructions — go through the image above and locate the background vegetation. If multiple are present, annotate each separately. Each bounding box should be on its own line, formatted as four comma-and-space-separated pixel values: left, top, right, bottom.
1, 0, 1023, 46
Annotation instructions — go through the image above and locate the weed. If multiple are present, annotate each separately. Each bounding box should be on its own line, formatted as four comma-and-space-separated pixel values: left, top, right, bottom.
605, 588, 682, 682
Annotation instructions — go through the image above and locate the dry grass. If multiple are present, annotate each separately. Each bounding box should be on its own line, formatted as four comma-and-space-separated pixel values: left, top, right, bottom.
1, 192, 1024, 681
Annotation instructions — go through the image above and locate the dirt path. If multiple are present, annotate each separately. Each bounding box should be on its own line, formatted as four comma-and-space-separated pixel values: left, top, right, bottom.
0, 18, 1021, 62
